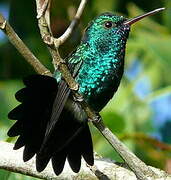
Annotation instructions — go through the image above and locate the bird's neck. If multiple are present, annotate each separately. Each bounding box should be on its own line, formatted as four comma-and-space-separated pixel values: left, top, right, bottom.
84, 35, 127, 77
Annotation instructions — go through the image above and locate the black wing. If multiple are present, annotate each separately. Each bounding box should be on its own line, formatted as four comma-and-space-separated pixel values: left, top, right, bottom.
36, 60, 93, 173
41, 60, 83, 147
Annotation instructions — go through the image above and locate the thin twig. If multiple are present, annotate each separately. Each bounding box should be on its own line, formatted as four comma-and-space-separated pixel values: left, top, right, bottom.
44, 0, 52, 32
36, 0, 80, 86
93, 122, 157, 180
0, 13, 52, 76
36, 0, 49, 19
56, 0, 88, 45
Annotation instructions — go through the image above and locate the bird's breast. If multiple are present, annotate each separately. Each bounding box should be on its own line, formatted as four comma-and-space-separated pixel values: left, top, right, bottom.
76, 58, 124, 112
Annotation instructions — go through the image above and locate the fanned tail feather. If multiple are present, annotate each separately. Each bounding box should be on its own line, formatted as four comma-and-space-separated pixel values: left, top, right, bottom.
8, 75, 58, 161
36, 124, 94, 175
36, 107, 94, 174
8, 74, 94, 175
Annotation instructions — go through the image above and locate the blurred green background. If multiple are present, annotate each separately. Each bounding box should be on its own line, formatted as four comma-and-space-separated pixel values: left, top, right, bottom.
0, 0, 171, 179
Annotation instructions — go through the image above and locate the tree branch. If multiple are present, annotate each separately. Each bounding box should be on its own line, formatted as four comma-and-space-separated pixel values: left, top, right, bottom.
0, 141, 170, 180
56, 0, 88, 45
0, 13, 52, 76
92, 122, 156, 179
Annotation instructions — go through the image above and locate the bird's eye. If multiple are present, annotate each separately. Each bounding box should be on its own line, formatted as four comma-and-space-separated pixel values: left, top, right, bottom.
104, 21, 114, 29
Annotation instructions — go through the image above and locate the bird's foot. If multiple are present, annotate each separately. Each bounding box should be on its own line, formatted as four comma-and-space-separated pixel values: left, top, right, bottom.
73, 93, 84, 102
88, 113, 101, 123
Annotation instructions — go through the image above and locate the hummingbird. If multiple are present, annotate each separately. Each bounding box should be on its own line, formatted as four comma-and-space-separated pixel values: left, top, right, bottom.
8, 8, 164, 175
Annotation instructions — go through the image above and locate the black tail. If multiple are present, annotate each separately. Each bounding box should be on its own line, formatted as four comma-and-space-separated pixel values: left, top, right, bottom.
8, 75, 57, 160
36, 123, 94, 175
8, 74, 94, 175
36, 105, 94, 174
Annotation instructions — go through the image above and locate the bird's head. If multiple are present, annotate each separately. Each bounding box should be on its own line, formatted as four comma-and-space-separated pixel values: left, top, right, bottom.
82, 8, 165, 54
82, 13, 129, 45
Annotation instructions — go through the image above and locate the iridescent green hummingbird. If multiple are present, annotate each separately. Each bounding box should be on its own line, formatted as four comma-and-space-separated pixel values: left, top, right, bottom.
8, 8, 164, 175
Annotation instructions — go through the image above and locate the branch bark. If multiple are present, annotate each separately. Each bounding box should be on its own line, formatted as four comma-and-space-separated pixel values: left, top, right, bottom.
56, 0, 88, 45
0, 13, 52, 76
0, 141, 170, 180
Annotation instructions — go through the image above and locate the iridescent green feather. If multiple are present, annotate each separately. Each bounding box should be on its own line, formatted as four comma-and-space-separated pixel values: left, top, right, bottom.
67, 13, 129, 111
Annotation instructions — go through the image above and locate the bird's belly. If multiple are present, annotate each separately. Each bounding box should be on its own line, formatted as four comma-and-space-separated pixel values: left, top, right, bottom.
77, 78, 118, 112
76, 63, 123, 112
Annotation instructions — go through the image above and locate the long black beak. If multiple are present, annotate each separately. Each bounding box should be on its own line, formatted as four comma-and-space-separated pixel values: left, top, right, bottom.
123, 7, 165, 26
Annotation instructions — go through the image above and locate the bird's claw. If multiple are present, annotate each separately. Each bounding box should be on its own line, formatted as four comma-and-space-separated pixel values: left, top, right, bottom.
73, 93, 84, 102
88, 114, 101, 123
